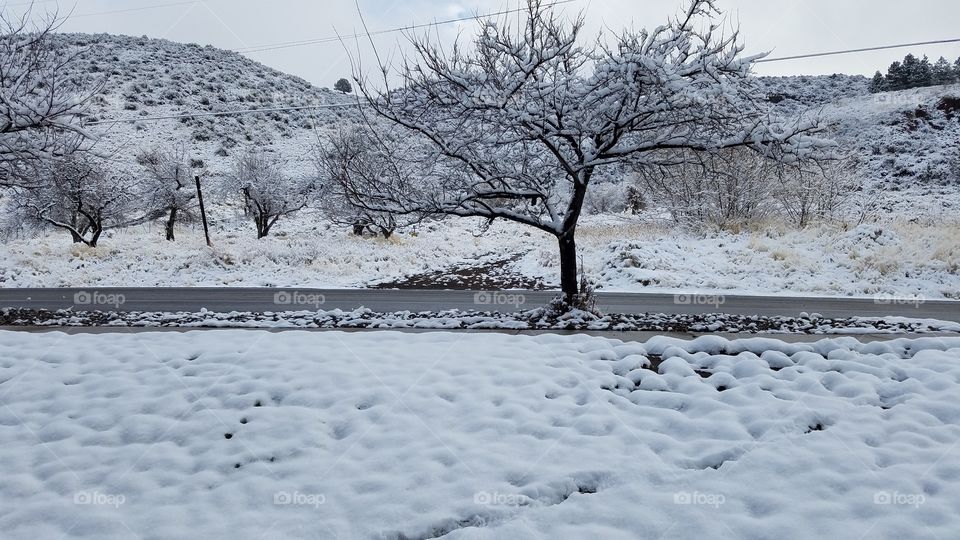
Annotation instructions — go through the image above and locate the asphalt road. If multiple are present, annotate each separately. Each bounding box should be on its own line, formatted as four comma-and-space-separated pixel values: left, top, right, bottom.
0, 288, 957, 322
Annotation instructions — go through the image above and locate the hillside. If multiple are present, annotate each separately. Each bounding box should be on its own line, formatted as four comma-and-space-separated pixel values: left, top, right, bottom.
52, 33, 359, 176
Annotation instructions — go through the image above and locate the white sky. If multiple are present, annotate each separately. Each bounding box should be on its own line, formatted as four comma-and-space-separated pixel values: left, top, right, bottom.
17, 0, 960, 86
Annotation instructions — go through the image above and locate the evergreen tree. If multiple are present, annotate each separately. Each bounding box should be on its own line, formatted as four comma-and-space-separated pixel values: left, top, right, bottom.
932, 57, 955, 85
955, 57, 960, 81
886, 61, 907, 90
869, 71, 886, 93
334, 78, 353, 94
916, 55, 934, 87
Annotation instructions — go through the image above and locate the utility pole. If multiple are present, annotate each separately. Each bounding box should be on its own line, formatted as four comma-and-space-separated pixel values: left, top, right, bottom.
195, 175, 212, 247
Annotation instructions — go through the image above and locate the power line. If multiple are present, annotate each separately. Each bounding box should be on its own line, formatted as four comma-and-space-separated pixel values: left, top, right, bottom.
82, 102, 359, 127
235, 0, 576, 54
69, 0, 199, 19
758, 38, 960, 63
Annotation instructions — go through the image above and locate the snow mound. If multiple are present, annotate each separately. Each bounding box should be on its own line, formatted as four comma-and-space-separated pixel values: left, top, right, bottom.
1, 331, 959, 538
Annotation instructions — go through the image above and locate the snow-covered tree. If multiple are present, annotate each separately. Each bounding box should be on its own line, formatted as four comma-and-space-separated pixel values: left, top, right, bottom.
869, 71, 886, 93
136, 144, 196, 241
932, 57, 956, 86
316, 127, 425, 239
635, 149, 774, 229
350, 0, 829, 302
334, 78, 353, 94
0, 11, 99, 187
12, 155, 135, 246
227, 149, 312, 238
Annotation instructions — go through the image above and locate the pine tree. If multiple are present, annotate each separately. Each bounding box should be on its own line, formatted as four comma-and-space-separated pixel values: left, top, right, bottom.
932, 57, 955, 86
916, 55, 934, 87
869, 71, 886, 93
886, 61, 907, 91
955, 57, 960, 81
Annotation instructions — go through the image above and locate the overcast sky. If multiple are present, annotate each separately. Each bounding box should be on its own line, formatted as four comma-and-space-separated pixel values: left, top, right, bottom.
19, 0, 960, 86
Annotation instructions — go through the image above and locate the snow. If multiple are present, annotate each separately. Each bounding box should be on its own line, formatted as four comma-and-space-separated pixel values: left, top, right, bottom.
2, 214, 957, 301
2, 330, 960, 538
5, 306, 960, 333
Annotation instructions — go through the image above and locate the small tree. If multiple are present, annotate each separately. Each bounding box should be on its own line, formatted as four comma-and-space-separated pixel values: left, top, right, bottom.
227, 150, 311, 238
773, 158, 859, 228
869, 71, 886, 93
317, 128, 422, 239
0, 11, 100, 187
349, 0, 828, 302
932, 57, 956, 86
14, 156, 135, 246
136, 144, 196, 241
334, 78, 353, 94
635, 149, 774, 229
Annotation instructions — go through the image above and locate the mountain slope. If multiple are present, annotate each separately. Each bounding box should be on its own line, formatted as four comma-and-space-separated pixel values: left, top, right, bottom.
52, 33, 358, 175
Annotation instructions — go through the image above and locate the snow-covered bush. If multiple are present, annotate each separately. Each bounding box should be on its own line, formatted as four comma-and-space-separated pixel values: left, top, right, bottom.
226, 149, 313, 238
773, 158, 862, 228
638, 150, 859, 230
636, 150, 775, 229
584, 183, 628, 215
10, 156, 136, 246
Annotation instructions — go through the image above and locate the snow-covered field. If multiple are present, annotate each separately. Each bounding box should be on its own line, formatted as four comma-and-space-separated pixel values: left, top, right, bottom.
2, 212, 958, 300
1, 330, 959, 539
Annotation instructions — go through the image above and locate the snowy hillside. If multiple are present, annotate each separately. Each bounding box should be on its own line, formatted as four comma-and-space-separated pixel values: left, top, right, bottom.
761, 74, 960, 188
52, 33, 358, 176
52, 34, 960, 197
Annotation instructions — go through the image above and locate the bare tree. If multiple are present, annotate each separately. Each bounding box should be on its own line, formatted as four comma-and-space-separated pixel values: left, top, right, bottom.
0, 10, 99, 187
136, 144, 196, 241
349, 0, 830, 303
316, 127, 423, 239
635, 149, 774, 229
13, 155, 135, 247
227, 149, 311, 238
774, 157, 860, 228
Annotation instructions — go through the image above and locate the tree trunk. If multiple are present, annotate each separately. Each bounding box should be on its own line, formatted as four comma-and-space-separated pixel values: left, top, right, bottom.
70, 230, 84, 243
165, 207, 178, 241
87, 221, 103, 248
255, 214, 272, 239
557, 231, 578, 302
352, 222, 366, 236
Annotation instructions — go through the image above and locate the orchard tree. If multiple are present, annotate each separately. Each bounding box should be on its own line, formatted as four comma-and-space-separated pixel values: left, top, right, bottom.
13, 155, 135, 246
334, 78, 353, 94
136, 144, 196, 241
316, 127, 424, 239
0, 11, 99, 186
227, 149, 312, 238
348, 0, 829, 303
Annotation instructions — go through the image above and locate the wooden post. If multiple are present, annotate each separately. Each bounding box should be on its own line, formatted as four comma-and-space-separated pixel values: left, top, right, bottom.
195, 175, 212, 247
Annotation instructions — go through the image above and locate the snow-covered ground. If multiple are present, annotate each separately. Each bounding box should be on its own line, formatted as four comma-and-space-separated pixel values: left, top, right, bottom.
2, 212, 958, 300
1, 330, 959, 539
